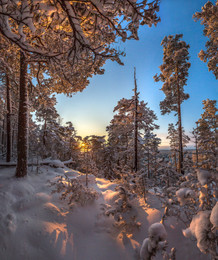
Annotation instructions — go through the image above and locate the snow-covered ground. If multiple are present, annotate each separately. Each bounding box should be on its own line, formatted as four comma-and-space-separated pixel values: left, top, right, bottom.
0, 164, 208, 260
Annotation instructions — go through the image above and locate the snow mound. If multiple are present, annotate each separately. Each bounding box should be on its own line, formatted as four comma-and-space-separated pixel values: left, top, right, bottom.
42, 159, 65, 168
196, 169, 211, 185
176, 188, 195, 205
140, 238, 150, 260
140, 223, 167, 260
148, 222, 167, 242
210, 202, 218, 231
183, 211, 211, 253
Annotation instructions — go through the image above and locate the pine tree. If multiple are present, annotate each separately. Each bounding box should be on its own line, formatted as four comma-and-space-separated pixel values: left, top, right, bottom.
167, 123, 178, 170
167, 123, 190, 171
107, 92, 159, 177
142, 132, 161, 178
191, 123, 200, 166
154, 34, 191, 174
196, 99, 217, 169
193, 1, 218, 79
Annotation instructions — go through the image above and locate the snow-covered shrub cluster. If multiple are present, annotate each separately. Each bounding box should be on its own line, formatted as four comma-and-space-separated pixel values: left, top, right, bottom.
210, 202, 218, 232
196, 168, 212, 185
102, 186, 141, 233
140, 223, 175, 260
183, 209, 217, 258
50, 174, 98, 207
176, 187, 195, 206
181, 169, 217, 258
159, 166, 217, 258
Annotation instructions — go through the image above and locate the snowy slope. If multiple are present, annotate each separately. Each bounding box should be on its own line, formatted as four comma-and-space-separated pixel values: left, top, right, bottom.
0, 164, 208, 260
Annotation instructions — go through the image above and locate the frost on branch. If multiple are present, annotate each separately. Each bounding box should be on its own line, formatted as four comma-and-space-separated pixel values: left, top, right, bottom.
50, 174, 98, 207
140, 223, 170, 260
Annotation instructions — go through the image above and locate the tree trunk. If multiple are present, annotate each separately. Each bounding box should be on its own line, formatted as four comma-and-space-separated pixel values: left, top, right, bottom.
43, 119, 47, 146
174, 151, 177, 171
176, 66, 184, 174
16, 51, 28, 178
6, 74, 11, 162
195, 138, 198, 166
12, 120, 17, 159
177, 108, 184, 173
134, 67, 138, 172
1, 117, 5, 155
147, 149, 150, 178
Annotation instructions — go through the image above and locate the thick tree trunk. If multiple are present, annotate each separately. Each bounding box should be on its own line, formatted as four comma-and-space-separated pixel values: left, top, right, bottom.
16, 51, 28, 178
6, 74, 11, 162
134, 68, 138, 172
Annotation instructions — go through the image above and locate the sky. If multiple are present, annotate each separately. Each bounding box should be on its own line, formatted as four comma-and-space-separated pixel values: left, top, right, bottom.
56, 0, 217, 149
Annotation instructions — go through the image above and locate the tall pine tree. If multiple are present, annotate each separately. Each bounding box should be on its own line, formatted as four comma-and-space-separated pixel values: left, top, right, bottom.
154, 34, 190, 174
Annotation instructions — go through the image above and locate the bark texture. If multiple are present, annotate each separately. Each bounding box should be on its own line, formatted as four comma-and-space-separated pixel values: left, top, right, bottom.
6, 74, 11, 162
16, 51, 28, 178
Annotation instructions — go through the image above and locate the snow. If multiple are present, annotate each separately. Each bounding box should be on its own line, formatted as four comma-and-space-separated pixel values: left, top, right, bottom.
139, 238, 150, 260
210, 202, 218, 231
140, 223, 167, 260
42, 159, 65, 168
176, 188, 195, 205
148, 222, 167, 242
196, 168, 212, 185
183, 211, 211, 254
0, 163, 209, 260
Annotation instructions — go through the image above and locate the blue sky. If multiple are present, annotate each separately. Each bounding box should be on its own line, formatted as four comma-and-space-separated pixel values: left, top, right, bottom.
56, 0, 217, 148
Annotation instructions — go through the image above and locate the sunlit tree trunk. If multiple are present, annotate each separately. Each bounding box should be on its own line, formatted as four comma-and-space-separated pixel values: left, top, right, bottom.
16, 51, 28, 178
176, 67, 184, 174
134, 67, 138, 172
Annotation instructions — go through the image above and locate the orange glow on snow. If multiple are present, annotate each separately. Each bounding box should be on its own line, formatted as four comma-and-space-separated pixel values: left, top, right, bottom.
42, 221, 73, 256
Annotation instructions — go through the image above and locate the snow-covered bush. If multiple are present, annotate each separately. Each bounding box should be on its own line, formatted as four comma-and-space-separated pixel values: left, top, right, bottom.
196, 168, 212, 185
103, 186, 140, 233
140, 223, 171, 260
183, 210, 217, 257
50, 174, 98, 207
174, 168, 217, 258
176, 187, 195, 206
210, 202, 218, 232
158, 166, 217, 259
